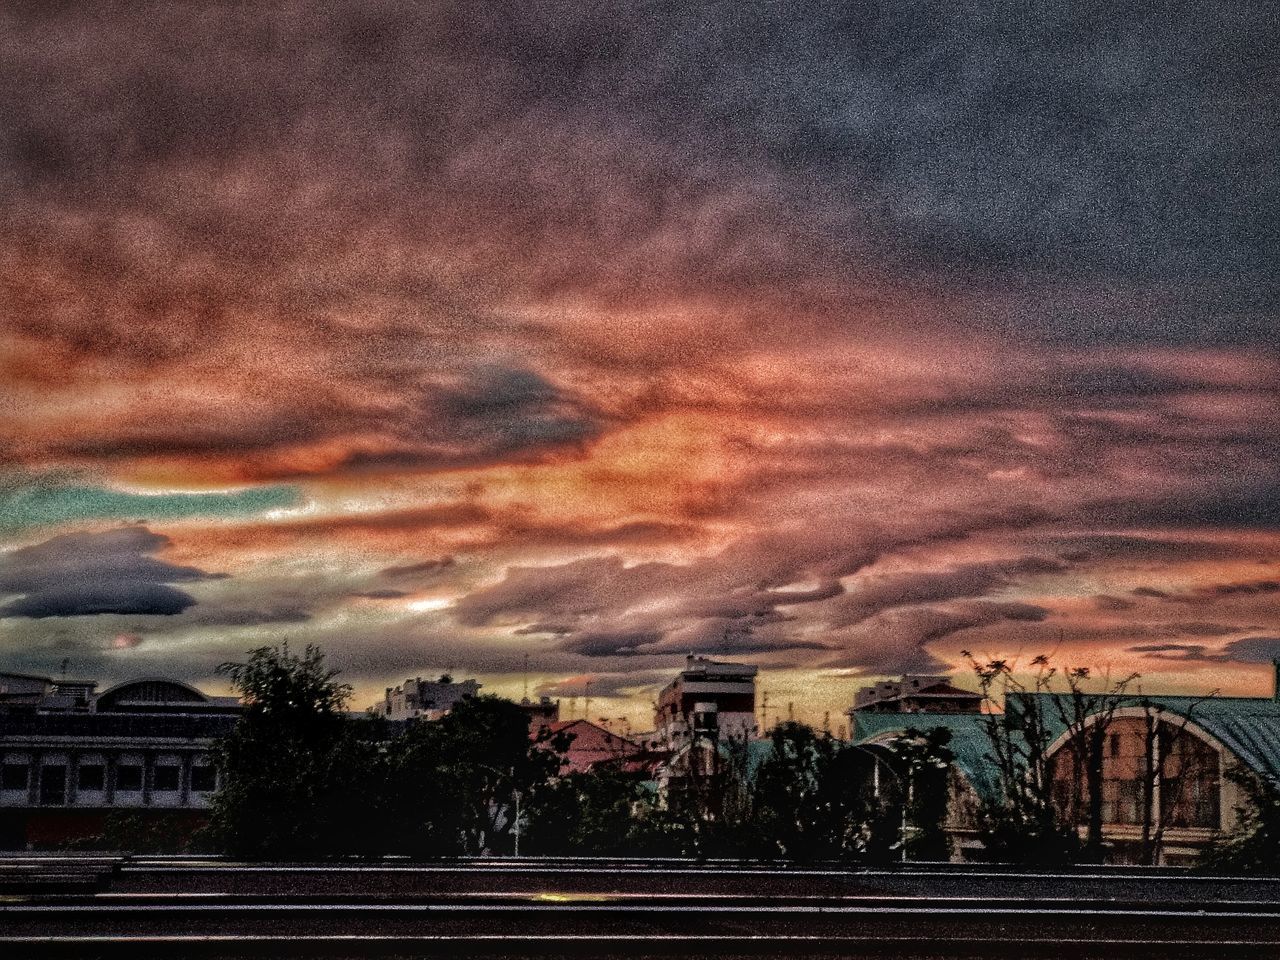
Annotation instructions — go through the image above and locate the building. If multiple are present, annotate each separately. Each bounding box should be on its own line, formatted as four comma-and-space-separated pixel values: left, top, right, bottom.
655, 656, 758, 749
374, 675, 481, 722
846, 674, 982, 739
851, 671, 1280, 865
0, 672, 242, 850
536, 719, 647, 775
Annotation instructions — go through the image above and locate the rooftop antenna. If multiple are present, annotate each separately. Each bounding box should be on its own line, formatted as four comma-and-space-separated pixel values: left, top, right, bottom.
584, 679, 592, 725
787, 701, 794, 723
760, 691, 771, 733
823, 710, 830, 735
522, 653, 529, 703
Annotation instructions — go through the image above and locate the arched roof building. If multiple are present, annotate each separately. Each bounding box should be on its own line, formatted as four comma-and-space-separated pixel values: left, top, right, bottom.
853, 691, 1280, 865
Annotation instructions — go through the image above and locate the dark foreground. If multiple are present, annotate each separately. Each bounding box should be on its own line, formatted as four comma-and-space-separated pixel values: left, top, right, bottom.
3, 855, 1280, 959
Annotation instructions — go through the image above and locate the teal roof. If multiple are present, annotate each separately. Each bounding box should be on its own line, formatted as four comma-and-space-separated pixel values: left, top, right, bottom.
1024, 692, 1280, 787
852, 712, 1003, 802
852, 694, 1280, 798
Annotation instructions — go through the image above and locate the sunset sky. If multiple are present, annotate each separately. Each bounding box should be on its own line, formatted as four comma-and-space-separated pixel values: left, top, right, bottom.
2, 2, 1277, 730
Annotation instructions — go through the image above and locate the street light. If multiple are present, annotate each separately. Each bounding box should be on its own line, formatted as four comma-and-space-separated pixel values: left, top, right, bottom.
847, 741, 911, 862
473, 762, 522, 858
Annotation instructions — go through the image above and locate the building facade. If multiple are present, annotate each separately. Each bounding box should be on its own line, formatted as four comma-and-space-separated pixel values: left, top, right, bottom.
655, 656, 758, 749
846, 674, 982, 739
0, 672, 241, 850
374, 675, 482, 722
852, 686, 1280, 865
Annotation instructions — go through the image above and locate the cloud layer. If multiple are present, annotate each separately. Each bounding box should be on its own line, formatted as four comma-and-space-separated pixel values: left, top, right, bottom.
1, 1, 1276, 722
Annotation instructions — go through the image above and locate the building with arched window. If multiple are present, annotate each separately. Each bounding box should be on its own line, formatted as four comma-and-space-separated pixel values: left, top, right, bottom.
852, 688, 1280, 864
0, 671, 241, 850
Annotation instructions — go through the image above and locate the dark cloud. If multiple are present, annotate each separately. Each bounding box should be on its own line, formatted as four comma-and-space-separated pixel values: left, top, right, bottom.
1128, 642, 1216, 662
1130, 635, 1280, 664
1054, 534, 1253, 565
379, 557, 457, 580
828, 556, 1065, 627
1206, 580, 1280, 598
1127, 578, 1280, 606
2, 583, 197, 619
822, 600, 1050, 673
0, 527, 219, 618
1220, 635, 1280, 663
2, 0, 1274, 363
0, 1, 1276, 707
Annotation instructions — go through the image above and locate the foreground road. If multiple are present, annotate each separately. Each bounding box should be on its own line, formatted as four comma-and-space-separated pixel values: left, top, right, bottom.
3, 856, 1280, 958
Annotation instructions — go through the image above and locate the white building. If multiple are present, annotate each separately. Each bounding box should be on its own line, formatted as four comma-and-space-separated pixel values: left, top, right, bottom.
374, 675, 482, 722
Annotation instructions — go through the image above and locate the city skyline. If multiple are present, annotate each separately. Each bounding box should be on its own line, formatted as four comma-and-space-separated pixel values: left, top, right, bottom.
2, 2, 1277, 729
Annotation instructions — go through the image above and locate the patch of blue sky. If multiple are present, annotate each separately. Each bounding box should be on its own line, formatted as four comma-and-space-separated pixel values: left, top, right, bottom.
0, 480, 301, 535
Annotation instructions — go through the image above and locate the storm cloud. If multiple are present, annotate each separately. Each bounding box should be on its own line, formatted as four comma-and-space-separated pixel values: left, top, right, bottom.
0, 527, 217, 618
0, 1, 1276, 722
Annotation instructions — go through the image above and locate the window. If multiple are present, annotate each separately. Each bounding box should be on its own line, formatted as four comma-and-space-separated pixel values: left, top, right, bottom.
191, 766, 217, 792
1, 762, 29, 791
154, 766, 180, 792
40, 765, 67, 806
1110, 733, 1121, 758
78, 765, 105, 791
116, 764, 143, 792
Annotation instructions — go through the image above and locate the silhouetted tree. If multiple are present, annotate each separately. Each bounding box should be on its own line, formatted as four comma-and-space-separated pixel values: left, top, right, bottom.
1202, 767, 1280, 875
523, 767, 661, 855
207, 643, 380, 859
965, 653, 1080, 865
1050, 666, 1139, 862
885, 726, 954, 862
388, 695, 565, 855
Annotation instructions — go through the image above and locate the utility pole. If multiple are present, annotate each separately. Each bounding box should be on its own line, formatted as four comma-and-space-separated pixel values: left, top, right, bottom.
584, 680, 592, 724
760, 691, 770, 734
513, 790, 522, 858
787, 701, 794, 723
522, 653, 529, 702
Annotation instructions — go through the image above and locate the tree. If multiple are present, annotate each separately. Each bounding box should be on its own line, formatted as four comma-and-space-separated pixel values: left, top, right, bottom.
751, 722, 840, 859
965, 654, 1079, 865
884, 726, 954, 862
749, 723, 891, 862
207, 643, 381, 859
523, 768, 661, 855
965, 653, 1146, 865
1134, 694, 1216, 865
388, 695, 565, 855
1202, 767, 1280, 875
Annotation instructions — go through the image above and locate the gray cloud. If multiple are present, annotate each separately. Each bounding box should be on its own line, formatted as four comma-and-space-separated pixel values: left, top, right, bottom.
2, 0, 1275, 359
1130, 635, 1280, 664
0, 527, 218, 618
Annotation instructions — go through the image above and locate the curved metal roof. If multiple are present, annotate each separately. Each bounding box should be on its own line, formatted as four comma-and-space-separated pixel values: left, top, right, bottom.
853, 693, 1280, 802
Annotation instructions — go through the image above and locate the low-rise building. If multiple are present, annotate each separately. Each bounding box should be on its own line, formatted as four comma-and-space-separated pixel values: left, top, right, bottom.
537, 719, 646, 775
0, 672, 241, 850
852, 675, 1280, 865
846, 674, 982, 739
374, 675, 481, 722
655, 656, 758, 748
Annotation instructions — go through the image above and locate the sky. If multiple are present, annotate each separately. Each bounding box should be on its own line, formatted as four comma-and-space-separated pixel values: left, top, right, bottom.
1, 1, 1277, 731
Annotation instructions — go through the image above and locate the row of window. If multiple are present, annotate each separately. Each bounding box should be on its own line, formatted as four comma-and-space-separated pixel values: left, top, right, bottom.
1, 760, 216, 803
